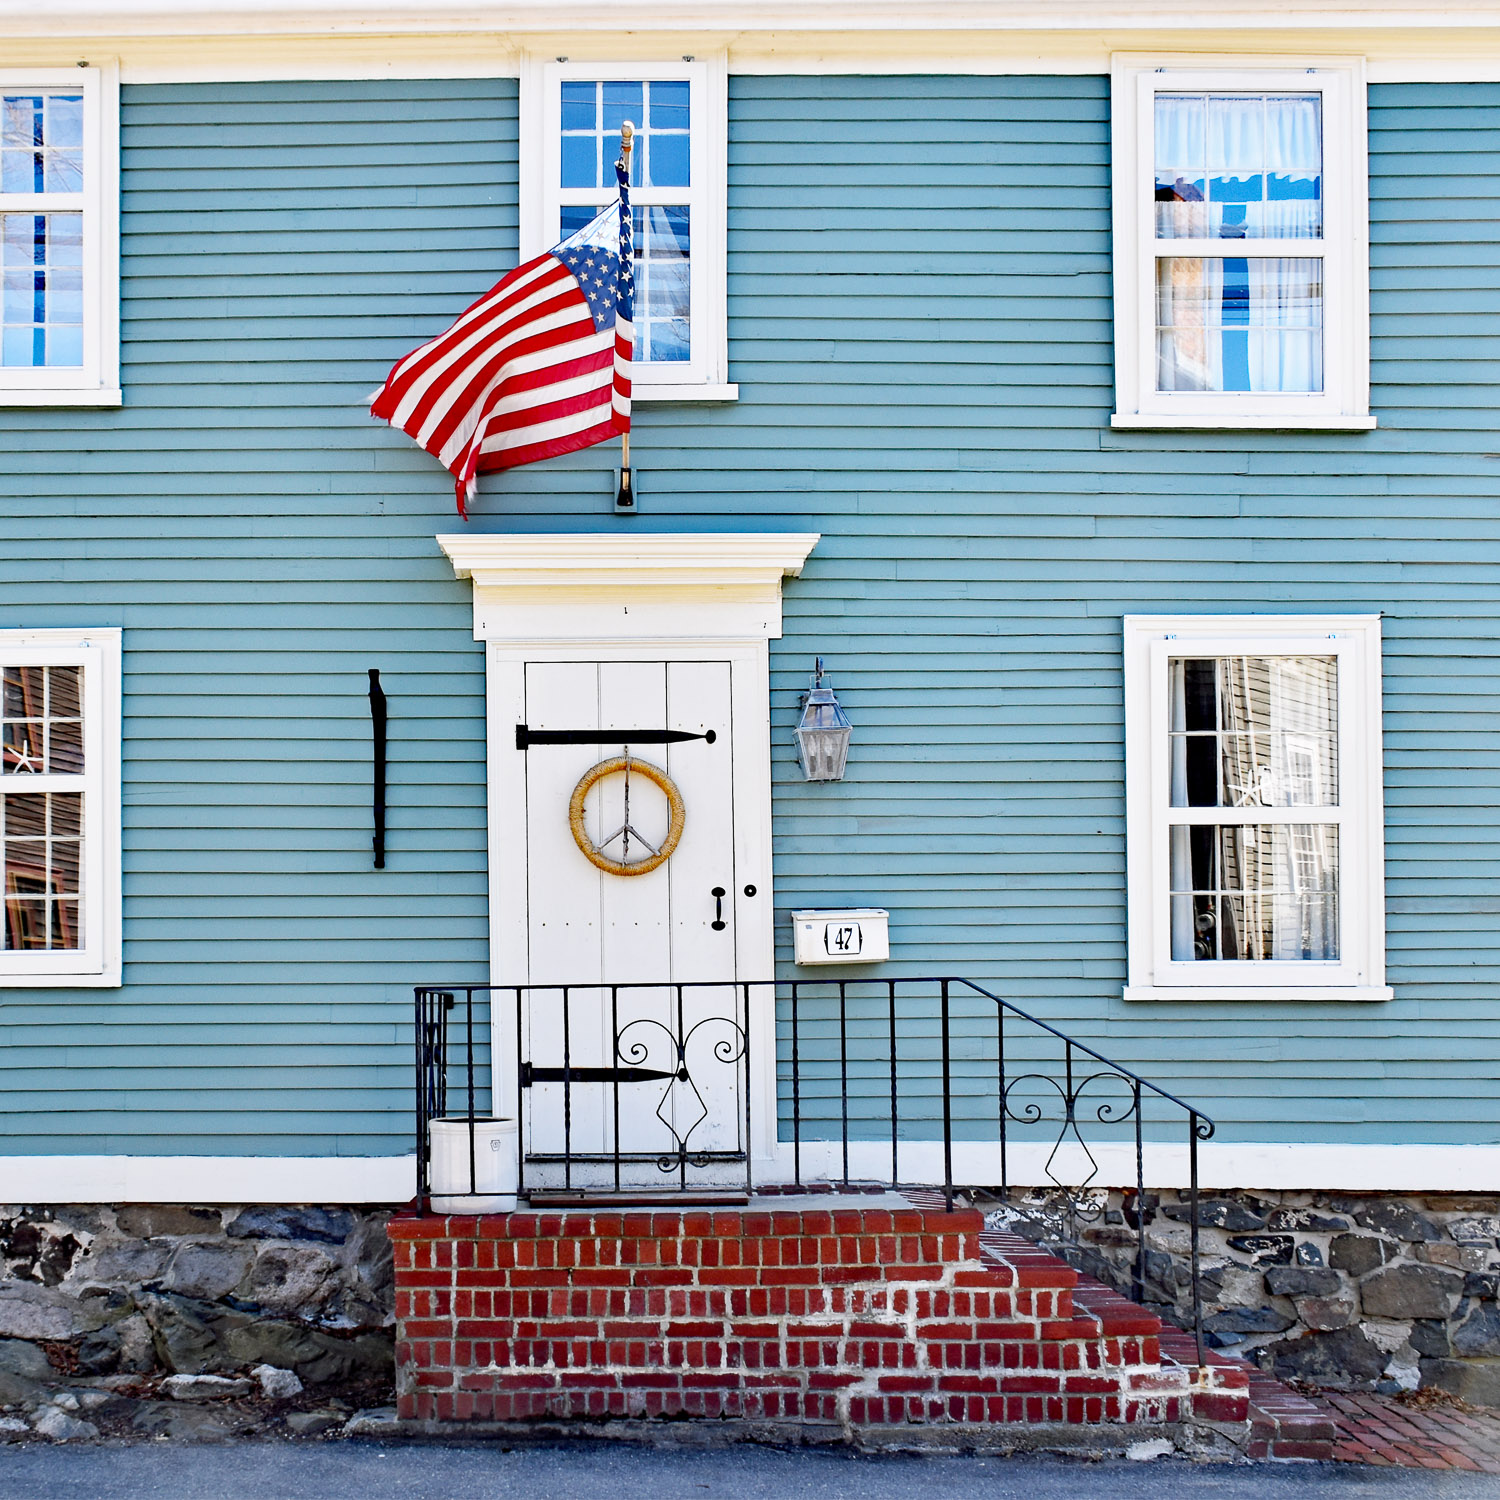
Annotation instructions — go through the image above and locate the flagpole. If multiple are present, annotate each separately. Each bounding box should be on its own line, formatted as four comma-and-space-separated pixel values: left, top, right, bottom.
617, 121, 635, 511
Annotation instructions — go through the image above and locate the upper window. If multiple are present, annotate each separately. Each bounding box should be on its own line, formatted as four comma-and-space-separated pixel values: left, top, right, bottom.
1123, 616, 1388, 1002
521, 56, 732, 400
0, 66, 118, 406
1111, 57, 1370, 429
0, 629, 121, 986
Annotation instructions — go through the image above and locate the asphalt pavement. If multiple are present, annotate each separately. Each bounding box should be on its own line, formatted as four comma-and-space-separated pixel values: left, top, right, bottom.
0, 1439, 1497, 1500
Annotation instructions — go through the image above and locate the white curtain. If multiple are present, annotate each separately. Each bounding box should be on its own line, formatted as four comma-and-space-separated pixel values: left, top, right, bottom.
1154, 92, 1321, 241
1262, 95, 1321, 239
1154, 93, 1324, 394
1248, 258, 1321, 394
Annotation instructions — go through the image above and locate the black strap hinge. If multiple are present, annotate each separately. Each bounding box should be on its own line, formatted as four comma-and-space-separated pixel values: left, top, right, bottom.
515, 725, 716, 750
520, 1063, 680, 1088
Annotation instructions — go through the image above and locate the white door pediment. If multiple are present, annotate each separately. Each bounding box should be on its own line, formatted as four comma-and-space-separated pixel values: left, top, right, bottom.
436, 531, 821, 643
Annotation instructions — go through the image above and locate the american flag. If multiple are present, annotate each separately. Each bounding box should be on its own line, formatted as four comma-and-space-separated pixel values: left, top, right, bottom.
372, 161, 633, 517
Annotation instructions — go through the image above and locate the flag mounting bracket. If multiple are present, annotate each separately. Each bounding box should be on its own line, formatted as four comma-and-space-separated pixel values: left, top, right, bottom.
614, 466, 637, 514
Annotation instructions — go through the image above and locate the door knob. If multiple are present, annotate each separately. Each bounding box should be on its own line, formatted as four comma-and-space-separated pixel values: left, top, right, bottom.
711, 887, 726, 931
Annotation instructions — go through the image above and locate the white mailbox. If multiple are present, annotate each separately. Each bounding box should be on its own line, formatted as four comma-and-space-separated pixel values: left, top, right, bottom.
792, 909, 890, 966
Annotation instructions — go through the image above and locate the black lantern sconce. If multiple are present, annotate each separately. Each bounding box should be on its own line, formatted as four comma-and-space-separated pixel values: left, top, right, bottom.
795, 658, 852, 782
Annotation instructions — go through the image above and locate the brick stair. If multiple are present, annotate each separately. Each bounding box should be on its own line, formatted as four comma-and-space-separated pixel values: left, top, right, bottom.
388, 1187, 1331, 1453
976, 1228, 1336, 1458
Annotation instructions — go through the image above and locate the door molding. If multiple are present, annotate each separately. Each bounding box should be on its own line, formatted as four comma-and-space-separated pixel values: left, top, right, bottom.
437, 531, 821, 1176
437, 531, 821, 645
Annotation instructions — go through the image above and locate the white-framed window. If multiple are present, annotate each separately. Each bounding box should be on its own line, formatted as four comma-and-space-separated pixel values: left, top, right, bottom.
0, 65, 120, 407
1123, 615, 1389, 1002
520, 54, 733, 401
1111, 56, 1370, 430
0, 628, 121, 986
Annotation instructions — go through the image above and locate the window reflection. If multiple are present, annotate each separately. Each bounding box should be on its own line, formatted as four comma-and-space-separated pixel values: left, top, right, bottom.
2, 790, 83, 951
1167, 655, 1340, 963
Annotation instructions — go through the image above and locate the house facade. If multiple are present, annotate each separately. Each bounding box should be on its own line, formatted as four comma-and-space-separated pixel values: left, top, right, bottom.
4, 0, 1500, 1404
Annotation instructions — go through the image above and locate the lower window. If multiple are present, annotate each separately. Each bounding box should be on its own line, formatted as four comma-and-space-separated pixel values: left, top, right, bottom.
1124, 616, 1388, 1001
0, 628, 120, 984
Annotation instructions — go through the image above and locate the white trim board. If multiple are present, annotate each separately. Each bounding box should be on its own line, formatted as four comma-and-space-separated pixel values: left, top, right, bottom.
3, 1143, 1498, 1203
18, 1, 1500, 38
0, 1154, 417, 1204
778, 1142, 1500, 1195
13, 31, 1500, 82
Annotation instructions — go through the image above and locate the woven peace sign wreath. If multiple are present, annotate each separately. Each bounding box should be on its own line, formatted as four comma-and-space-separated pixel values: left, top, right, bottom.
568, 755, 686, 877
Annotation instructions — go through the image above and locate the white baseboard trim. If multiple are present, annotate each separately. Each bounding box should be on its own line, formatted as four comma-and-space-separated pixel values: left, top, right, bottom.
0, 1155, 416, 1205
768, 1141, 1500, 1196
3, 1143, 1498, 1205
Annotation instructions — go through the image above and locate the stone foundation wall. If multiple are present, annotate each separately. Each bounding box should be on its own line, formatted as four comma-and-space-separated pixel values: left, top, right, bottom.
0, 1204, 395, 1407
984, 1188, 1500, 1404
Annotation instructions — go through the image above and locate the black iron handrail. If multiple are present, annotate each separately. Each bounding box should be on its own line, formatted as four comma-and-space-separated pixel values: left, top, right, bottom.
413, 976, 1215, 1363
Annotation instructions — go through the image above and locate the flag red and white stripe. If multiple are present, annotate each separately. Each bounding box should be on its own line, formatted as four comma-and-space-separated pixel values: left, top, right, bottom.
372, 174, 633, 517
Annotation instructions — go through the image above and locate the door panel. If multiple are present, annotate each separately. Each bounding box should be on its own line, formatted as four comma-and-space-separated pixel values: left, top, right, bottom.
520, 659, 739, 1187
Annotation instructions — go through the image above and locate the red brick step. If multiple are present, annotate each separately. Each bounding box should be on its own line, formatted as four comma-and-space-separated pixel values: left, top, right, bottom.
389, 1187, 1299, 1446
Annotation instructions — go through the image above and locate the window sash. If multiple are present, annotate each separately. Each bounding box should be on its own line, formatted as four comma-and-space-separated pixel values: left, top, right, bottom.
1112, 57, 1368, 427
0, 67, 116, 399
0, 637, 117, 982
1125, 621, 1385, 997
1167, 806, 1342, 825
549, 70, 699, 372
1152, 637, 1356, 981
1152, 240, 1324, 259
524, 55, 726, 392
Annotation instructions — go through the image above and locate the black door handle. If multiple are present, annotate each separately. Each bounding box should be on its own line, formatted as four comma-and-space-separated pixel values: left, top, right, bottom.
711, 887, 726, 931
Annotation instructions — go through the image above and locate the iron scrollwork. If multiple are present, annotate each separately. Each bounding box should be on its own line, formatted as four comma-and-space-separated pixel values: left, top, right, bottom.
1001, 1067, 1141, 1216
616, 1013, 747, 1174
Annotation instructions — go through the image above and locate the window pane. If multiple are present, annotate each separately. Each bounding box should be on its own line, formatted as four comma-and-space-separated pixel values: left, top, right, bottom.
3, 664, 40, 719
635, 205, 690, 363
1169, 655, 1337, 808
46, 94, 83, 149
645, 131, 689, 189
3, 664, 85, 774
1156, 92, 1321, 240
558, 204, 595, 239
559, 78, 689, 191
1169, 824, 1338, 961
562, 199, 691, 364
49, 718, 83, 774
2, 790, 84, 951
3, 664, 42, 773
0, 213, 85, 369
601, 81, 643, 135
1, 93, 84, 197
560, 81, 596, 133
1156, 257, 1322, 393
560, 134, 598, 190
649, 80, 690, 130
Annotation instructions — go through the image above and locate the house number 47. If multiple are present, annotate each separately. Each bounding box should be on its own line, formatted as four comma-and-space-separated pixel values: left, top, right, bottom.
825, 922, 863, 957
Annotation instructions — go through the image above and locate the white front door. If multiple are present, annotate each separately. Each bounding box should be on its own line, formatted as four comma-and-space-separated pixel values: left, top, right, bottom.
510, 658, 746, 1190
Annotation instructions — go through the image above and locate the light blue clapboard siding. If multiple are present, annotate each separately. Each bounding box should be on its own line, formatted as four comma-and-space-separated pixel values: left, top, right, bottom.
0, 79, 514, 1156
2, 75, 1499, 1158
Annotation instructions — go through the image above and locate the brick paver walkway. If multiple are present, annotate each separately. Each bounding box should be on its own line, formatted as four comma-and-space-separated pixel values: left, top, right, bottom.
1314, 1389, 1500, 1473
